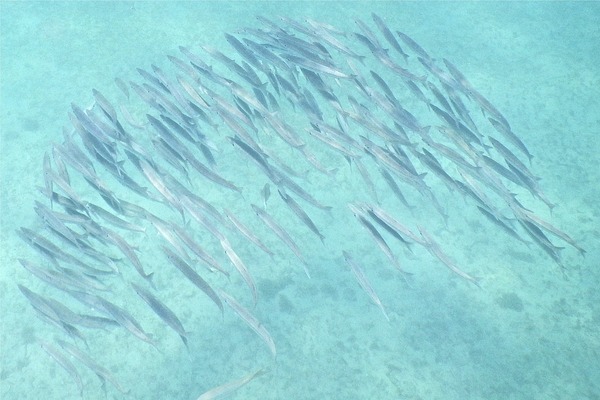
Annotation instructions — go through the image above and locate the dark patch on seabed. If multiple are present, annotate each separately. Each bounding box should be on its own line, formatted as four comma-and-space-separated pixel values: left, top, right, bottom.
496, 292, 524, 312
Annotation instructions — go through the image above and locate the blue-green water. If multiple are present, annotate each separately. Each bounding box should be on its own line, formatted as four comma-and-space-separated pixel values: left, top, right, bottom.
1, 2, 598, 399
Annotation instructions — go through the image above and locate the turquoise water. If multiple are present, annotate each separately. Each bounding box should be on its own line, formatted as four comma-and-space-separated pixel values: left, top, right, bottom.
1, 2, 599, 399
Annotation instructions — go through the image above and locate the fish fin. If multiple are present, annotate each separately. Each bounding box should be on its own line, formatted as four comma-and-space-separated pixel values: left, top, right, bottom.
145, 272, 156, 290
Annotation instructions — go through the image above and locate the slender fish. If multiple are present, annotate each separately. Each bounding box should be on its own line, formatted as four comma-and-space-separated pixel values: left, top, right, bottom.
218, 236, 258, 306
223, 208, 275, 258
417, 226, 480, 286
343, 251, 390, 322
131, 282, 189, 348
278, 188, 325, 244
163, 246, 224, 314
57, 340, 129, 395
250, 204, 310, 277
196, 368, 267, 400
218, 289, 276, 358
348, 203, 409, 275
39, 340, 84, 396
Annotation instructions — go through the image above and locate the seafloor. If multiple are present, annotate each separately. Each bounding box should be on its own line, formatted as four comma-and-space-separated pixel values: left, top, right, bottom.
1, 2, 598, 399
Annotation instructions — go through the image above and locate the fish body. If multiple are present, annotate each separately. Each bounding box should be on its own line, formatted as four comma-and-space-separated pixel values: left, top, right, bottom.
218, 289, 276, 358
131, 282, 189, 348
163, 246, 224, 314
343, 251, 390, 321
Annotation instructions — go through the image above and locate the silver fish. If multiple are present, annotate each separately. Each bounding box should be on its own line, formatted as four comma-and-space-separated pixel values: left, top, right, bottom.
195, 368, 266, 400
170, 223, 229, 277
343, 251, 390, 322
218, 289, 276, 358
348, 203, 409, 275
102, 227, 154, 283
163, 246, 224, 314
96, 295, 159, 349
131, 282, 189, 348
278, 188, 325, 244
417, 226, 480, 286
57, 339, 129, 395
39, 340, 83, 396
218, 236, 258, 306
371, 13, 408, 61
251, 204, 310, 278
223, 208, 275, 258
